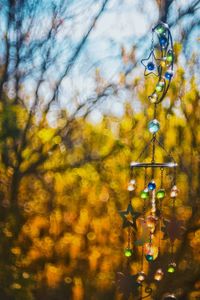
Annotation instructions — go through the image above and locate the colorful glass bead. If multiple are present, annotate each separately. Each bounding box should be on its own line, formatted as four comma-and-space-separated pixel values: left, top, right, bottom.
156, 24, 166, 35
159, 35, 168, 48
156, 189, 165, 199
154, 268, 164, 281
165, 70, 173, 80
145, 254, 153, 262
148, 181, 156, 190
124, 248, 133, 257
137, 271, 146, 283
148, 119, 160, 133
167, 262, 176, 273
140, 189, 149, 199
144, 243, 159, 261
130, 179, 136, 185
163, 294, 177, 300
147, 62, 155, 71
156, 81, 165, 92
149, 93, 158, 103
166, 50, 173, 62
170, 185, 178, 198
127, 179, 136, 191
160, 57, 166, 67
146, 215, 157, 233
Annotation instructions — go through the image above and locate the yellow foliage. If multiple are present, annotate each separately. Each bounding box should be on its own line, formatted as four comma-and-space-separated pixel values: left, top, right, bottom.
45, 264, 63, 287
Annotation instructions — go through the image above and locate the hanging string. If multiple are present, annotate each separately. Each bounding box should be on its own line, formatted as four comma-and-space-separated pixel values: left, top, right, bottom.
173, 165, 177, 186
141, 167, 148, 270
158, 168, 164, 252
151, 104, 157, 179
126, 227, 131, 270
160, 167, 164, 188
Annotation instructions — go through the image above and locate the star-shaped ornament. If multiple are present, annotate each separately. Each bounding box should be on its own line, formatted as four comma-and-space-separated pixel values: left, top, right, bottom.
116, 272, 140, 300
141, 51, 160, 76
119, 203, 141, 230
162, 217, 185, 242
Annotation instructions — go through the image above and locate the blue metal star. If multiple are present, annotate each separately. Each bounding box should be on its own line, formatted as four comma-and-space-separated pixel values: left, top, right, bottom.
141, 51, 160, 76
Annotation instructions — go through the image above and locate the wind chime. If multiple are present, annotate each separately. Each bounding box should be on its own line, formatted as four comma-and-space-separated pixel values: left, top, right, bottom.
117, 22, 185, 300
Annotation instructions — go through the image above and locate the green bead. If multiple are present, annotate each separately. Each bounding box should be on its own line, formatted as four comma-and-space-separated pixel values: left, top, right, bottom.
156, 85, 162, 92
140, 189, 149, 199
124, 248, 133, 257
156, 24, 166, 35
167, 50, 173, 62
145, 254, 153, 262
156, 82, 164, 92
156, 189, 165, 199
167, 56, 173, 62
167, 266, 175, 273
167, 263, 176, 273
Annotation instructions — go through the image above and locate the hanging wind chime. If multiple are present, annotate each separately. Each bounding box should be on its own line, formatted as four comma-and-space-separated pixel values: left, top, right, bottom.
117, 22, 185, 300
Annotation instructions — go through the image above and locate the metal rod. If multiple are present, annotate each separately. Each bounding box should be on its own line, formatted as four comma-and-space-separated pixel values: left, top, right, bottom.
130, 162, 178, 168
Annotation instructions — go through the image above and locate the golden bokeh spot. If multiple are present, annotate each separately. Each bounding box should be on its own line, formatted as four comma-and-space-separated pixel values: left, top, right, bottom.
10, 283, 22, 290
64, 277, 72, 284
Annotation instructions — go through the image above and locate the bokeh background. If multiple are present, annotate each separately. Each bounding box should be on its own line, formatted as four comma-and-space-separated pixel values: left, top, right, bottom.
0, 0, 200, 299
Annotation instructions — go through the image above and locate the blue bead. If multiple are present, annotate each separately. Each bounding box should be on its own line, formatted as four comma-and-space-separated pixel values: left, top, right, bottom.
165, 71, 173, 80
148, 181, 156, 190
159, 35, 168, 47
147, 62, 155, 71
145, 254, 153, 262
148, 119, 160, 133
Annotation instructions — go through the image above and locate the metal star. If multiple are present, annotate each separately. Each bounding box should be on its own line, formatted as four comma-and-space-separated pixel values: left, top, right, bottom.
162, 217, 185, 242
119, 203, 141, 230
141, 50, 160, 76
116, 272, 140, 300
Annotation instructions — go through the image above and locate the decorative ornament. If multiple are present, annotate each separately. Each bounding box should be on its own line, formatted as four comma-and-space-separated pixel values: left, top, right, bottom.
156, 189, 165, 199
140, 188, 149, 199
141, 21, 174, 104
127, 179, 136, 191
155, 80, 165, 92
119, 203, 141, 230
162, 294, 177, 300
116, 272, 140, 299
167, 262, 176, 273
124, 248, 133, 257
170, 185, 179, 198
145, 254, 154, 262
154, 268, 164, 281
148, 119, 160, 133
166, 49, 173, 63
144, 243, 159, 262
137, 271, 146, 283
149, 93, 158, 103
162, 217, 185, 242
141, 51, 160, 76
159, 34, 168, 48
165, 70, 173, 80
155, 23, 168, 35
148, 180, 156, 190
146, 215, 158, 233
117, 22, 184, 299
